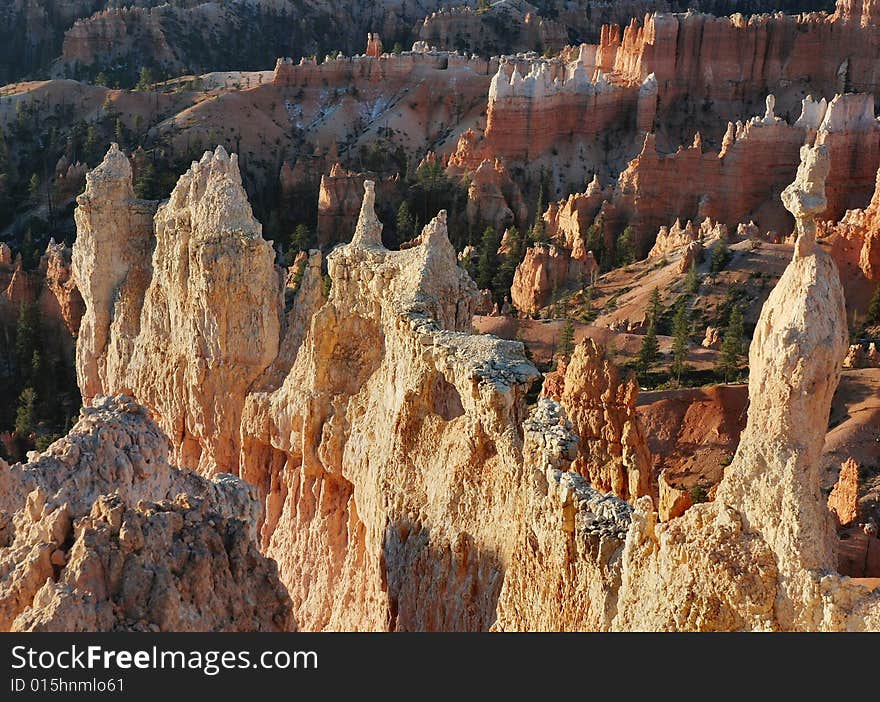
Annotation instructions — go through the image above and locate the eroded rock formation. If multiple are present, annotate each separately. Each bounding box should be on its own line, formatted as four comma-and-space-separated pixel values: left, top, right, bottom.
542, 339, 651, 501
66, 144, 880, 632
0, 395, 292, 632
73, 144, 281, 475
614, 144, 878, 631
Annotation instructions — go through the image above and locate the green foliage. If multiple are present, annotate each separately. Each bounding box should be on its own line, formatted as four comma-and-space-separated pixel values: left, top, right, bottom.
647, 287, 662, 326
638, 321, 660, 376
716, 304, 744, 382
866, 283, 880, 326
690, 485, 708, 504
492, 226, 525, 304
476, 226, 501, 291
291, 223, 314, 253
396, 200, 415, 242
15, 302, 40, 380
133, 160, 160, 199
585, 223, 606, 270
556, 318, 575, 358
14, 386, 36, 437
685, 261, 700, 295
529, 183, 547, 244
616, 226, 636, 266
34, 433, 61, 452
709, 237, 731, 277
27, 173, 40, 205
136, 67, 155, 91
670, 298, 690, 382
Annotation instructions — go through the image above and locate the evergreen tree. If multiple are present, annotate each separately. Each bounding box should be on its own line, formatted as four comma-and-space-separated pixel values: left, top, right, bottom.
556, 318, 575, 358
476, 226, 500, 291
709, 237, 730, 278
616, 226, 636, 266
493, 226, 523, 299
866, 283, 880, 326
638, 321, 660, 376
671, 298, 690, 382
114, 117, 125, 148
136, 67, 155, 91
133, 160, 158, 199
14, 386, 36, 437
717, 304, 744, 382
291, 224, 314, 252
685, 261, 700, 295
15, 302, 40, 381
396, 200, 415, 241
647, 287, 662, 326
585, 223, 605, 271
529, 183, 547, 243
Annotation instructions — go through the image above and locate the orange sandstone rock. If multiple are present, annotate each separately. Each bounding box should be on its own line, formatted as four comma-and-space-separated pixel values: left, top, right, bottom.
828, 458, 861, 527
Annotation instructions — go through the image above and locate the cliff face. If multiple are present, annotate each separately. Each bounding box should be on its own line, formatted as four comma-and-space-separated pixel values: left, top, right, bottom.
0, 395, 292, 632
607, 7, 880, 119
449, 53, 654, 185
823, 154, 880, 300
466, 158, 529, 234
240, 184, 545, 630
0, 240, 84, 359
514, 90, 880, 291
510, 243, 597, 314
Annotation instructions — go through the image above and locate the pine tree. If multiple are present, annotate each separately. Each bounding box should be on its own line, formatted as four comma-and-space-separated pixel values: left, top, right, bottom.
866, 283, 880, 326
717, 304, 744, 382
136, 67, 155, 91
15, 302, 40, 380
616, 226, 636, 266
685, 261, 699, 295
671, 298, 690, 382
14, 386, 36, 437
638, 321, 660, 376
556, 318, 575, 357
709, 237, 730, 278
647, 287, 662, 326
28, 173, 41, 205
291, 224, 313, 252
585, 223, 606, 271
114, 117, 125, 148
493, 226, 523, 298
396, 200, 415, 241
529, 183, 547, 243
133, 160, 158, 199
476, 226, 500, 291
